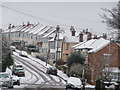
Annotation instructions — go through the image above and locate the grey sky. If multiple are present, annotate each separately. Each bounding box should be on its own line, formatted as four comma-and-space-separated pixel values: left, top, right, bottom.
1, 2, 117, 35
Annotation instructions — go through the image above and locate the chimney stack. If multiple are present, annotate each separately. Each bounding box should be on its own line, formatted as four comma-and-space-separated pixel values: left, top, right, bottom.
70, 26, 76, 36
12, 25, 15, 28
93, 35, 98, 39
103, 33, 107, 39
27, 21, 30, 26
22, 22, 25, 27
8, 24, 11, 29
87, 32, 92, 40
79, 33, 83, 42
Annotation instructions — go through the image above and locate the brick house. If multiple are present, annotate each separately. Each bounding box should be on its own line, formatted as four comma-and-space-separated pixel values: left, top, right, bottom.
74, 38, 120, 84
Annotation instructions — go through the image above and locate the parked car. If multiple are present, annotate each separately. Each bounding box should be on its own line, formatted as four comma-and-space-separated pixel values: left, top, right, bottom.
0, 72, 14, 88
104, 81, 119, 89
10, 46, 16, 52
12, 75, 20, 86
12, 65, 25, 77
13, 64, 23, 68
46, 67, 57, 76
19, 51, 28, 57
66, 77, 82, 90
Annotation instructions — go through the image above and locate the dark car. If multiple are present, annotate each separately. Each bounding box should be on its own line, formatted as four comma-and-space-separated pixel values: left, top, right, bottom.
46, 67, 57, 76
13, 67, 25, 77
12, 65, 25, 77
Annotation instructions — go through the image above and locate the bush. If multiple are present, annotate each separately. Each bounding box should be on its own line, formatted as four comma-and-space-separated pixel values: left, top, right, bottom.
2, 53, 14, 72
67, 51, 85, 67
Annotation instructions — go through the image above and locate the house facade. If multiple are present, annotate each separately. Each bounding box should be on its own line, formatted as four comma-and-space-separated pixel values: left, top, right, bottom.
74, 38, 120, 84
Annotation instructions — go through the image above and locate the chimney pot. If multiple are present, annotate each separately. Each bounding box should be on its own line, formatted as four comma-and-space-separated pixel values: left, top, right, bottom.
27, 21, 30, 26
103, 33, 107, 39
8, 24, 11, 29
87, 32, 92, 40
79, 33, 83, 42
70, 26, 76, 36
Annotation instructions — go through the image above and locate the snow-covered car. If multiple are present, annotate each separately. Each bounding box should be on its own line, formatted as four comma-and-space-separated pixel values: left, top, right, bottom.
12, 67, 25, 77
46, 67, 57, 76
12, 75, 20, 86
19, 51, 28, 57
104, 81, 119, 89
66, 77, 82, 90
10, 46, 16, 51
0, 72, 14, 88
13, 64, 23, 68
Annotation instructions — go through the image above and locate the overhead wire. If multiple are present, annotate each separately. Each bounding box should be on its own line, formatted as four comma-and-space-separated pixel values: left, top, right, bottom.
0, 4, 79, 29
0, 4, 103, 34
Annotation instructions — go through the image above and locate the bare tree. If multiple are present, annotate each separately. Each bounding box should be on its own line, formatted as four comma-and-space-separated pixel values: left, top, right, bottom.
100, 2, 120, 43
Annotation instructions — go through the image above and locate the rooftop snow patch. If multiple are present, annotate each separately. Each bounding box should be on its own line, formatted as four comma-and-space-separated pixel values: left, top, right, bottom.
64, 33, 79, 43
74, 38, 110, 53
102, 67, 120, 73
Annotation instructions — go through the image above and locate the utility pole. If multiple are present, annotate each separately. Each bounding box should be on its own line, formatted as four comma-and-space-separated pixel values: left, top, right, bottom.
0, 29, 2, 72
55, 25, 60, 63
8, 24, 11, 47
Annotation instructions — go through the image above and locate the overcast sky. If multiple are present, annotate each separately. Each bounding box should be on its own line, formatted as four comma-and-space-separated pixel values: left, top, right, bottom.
1, 1, 118, 35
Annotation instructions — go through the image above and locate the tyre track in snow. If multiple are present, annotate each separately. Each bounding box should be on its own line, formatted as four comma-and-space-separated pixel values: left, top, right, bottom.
28, 58, 63, 84
27, 56, 66, 84
14, 59, 38, 85
13, 56, 40, 85
13, 55, 58, 86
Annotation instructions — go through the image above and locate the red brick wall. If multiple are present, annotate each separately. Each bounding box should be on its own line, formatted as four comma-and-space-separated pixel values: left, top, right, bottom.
86, 42, 120, 85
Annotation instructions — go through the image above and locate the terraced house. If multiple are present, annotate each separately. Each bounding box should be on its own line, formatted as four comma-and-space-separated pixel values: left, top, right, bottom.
3, 22, 60, 57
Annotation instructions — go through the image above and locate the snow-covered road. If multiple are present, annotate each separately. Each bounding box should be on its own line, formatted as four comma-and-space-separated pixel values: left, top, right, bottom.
10, 51, 67, 88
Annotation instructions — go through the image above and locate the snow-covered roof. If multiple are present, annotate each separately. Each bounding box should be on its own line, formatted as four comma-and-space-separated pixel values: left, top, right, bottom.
64, 33, 79, 43
74, 38, 110, 53
43, 27, 56, 38
21, 25, 32, 32
37, 26, 51, 35
27, 24, 42, 34
24, 24, 38, 33
102, 67, 120, 73
49, 33, 64, 42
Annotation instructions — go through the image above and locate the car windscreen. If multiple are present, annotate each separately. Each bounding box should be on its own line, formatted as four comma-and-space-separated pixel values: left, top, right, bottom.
0, 74, 9, 78
15, 68, 24, 71
15, 65, 22, 68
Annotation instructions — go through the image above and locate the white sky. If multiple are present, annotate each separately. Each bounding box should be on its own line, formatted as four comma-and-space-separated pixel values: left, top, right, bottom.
0, 0, 118, 35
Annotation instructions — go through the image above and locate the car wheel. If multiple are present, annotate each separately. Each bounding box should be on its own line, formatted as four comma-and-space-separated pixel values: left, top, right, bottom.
17, 80, 20, 86
23, 74, 25, 77
8, 85, 14, 88
65, 87, 68, 90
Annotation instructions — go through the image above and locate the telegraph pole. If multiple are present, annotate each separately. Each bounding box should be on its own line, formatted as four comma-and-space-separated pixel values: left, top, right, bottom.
55, 25, 60, 62
8, 24, 11, 47
0, 29, 2, 72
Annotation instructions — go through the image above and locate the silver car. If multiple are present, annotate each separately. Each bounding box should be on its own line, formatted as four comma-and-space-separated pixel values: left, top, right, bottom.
0, 72, 14, 88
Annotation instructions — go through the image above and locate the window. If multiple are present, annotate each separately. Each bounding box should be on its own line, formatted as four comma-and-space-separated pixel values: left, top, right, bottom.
51, 54, 55, 59
66, 54, 68, 59
66, 43, 69, 50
